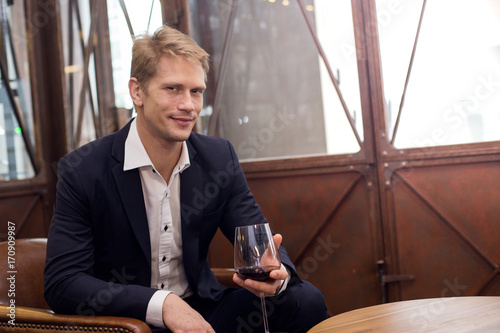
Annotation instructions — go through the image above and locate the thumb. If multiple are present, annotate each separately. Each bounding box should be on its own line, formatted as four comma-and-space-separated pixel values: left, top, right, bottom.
273, 233, 283, 249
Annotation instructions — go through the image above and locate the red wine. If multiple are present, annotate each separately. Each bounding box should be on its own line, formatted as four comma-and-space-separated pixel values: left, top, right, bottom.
236, 266, 280, 282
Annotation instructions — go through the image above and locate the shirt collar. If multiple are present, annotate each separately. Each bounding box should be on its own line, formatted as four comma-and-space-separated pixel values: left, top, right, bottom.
176, 141, 191, 175
124, 118, 190, 173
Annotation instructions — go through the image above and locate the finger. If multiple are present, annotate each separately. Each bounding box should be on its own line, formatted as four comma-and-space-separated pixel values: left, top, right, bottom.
269, 267, 288, 280
234, 272, 283, 297
273, 233, 283, 249
233, 273, 248, 288
244, 277, 281, 295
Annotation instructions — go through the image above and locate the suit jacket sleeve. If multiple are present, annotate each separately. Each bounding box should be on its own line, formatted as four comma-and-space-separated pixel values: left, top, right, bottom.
194, 137, 297, 275
222, 142, 297, 275
44, 143, 156, 320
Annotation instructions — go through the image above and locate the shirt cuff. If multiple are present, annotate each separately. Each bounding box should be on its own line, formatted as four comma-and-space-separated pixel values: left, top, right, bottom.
145, 290, 171, 328
275, 263, 291, 295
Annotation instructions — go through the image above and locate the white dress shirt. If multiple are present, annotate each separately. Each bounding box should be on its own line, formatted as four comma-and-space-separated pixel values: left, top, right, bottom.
124, 119, 191, 327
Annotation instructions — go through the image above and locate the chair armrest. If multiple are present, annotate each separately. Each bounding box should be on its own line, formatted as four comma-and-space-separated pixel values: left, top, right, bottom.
212, 267, 240, 288
0, 305, 151, 333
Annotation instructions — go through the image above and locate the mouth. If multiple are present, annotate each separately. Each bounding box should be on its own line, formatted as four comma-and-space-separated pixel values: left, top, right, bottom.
170, 116, 195, 127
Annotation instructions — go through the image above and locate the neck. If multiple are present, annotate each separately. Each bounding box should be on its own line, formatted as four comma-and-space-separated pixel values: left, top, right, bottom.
150, 142, 183, 183
137, 126, 183, 183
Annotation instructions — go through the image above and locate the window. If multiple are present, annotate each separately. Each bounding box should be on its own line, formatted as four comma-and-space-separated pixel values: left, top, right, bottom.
0, 0, 35, 180
59, 0, 98, 148
107, 0, 163, 110
192, 0, 363, 161
59, 0, 163, 149
377, 0, 500, 148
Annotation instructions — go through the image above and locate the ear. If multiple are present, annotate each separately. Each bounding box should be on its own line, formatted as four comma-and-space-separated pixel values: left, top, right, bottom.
129, 77, 143, 107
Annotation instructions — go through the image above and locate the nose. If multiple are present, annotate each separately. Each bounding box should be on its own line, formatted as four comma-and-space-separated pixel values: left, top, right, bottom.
178, 90, 195, 112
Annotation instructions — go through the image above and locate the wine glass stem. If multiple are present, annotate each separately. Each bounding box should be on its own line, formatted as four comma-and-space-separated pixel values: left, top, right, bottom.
260, 292, 270, 333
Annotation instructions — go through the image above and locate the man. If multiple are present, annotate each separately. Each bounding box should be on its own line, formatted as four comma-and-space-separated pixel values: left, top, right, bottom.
44, 25, 327, 332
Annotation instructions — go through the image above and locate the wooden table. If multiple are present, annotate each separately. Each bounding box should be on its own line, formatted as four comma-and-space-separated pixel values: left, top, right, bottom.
308, 297, 500, 332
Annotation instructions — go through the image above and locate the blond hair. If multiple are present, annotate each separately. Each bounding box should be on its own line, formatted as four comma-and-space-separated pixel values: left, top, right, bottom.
131, 25, 210, 89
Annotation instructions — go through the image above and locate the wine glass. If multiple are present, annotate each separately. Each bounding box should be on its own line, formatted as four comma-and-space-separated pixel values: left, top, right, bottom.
234, 223, 281, 333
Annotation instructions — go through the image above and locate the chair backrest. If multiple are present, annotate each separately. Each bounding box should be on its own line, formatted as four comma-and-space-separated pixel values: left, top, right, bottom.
0, 238, 50, 309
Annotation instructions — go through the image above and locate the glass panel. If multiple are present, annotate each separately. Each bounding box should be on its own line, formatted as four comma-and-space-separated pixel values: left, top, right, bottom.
192, 0, 362, 161
378, 0, 500, 148
0, 0, 35, 181
59, 0, 97, 148
314, 0, 363, 154
376, 0, 422, 142
107, 0, 163, 110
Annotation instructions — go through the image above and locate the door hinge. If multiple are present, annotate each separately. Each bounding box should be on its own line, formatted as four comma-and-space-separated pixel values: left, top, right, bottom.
377, 260, 414, 303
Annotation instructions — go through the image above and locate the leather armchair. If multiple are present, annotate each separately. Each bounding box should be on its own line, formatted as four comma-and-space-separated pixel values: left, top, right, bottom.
0, 238, 236, 332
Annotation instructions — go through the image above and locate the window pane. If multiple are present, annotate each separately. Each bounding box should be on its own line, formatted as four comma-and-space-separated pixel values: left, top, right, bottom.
378, 0, 500, 148
315, 0, 363, 154
0, 1, 35, 181
107, 0, 163, 109
193, 0, 362, 161
59, 0, 97, 148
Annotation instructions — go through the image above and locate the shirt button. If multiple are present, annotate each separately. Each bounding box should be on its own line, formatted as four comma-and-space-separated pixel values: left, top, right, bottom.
164, 225, 168, 232
162, 256, 166, 262
161, 283, 164, 289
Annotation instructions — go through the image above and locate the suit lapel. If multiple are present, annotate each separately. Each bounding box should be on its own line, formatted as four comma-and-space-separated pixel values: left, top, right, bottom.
111, 121, 151, 265
180, 139, 203, 289
112, 166, 151, 264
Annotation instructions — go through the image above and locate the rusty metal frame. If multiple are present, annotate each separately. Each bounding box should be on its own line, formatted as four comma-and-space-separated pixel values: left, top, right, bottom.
360, 0, 500, 301
395, 170, 498, 270
293, 172, 363, 264
392, 165, 500, 296
0, 0, 68, 237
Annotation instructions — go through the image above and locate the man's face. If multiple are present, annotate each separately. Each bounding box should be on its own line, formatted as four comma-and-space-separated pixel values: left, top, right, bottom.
133, 55, 206, 146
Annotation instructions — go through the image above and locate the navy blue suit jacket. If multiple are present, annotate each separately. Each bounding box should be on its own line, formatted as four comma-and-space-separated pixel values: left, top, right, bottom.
44, 120, 294, 321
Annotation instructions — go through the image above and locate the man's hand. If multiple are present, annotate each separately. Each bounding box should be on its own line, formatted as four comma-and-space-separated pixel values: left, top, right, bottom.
162, 293, 215, 332
233, 234, 289, 297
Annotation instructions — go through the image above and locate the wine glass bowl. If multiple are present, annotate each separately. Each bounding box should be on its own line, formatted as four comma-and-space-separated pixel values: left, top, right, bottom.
234, 223, 281, 333
234, 223, 281, 281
